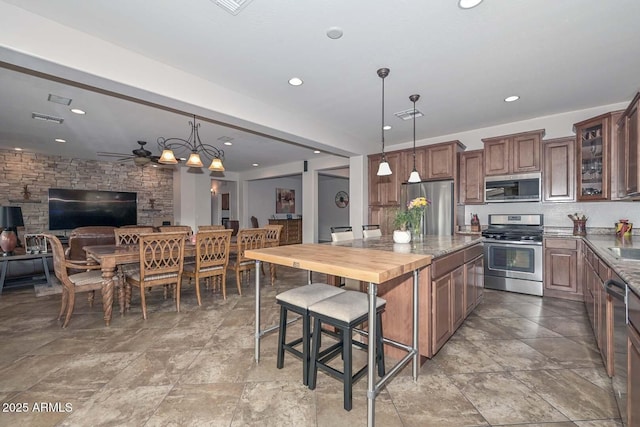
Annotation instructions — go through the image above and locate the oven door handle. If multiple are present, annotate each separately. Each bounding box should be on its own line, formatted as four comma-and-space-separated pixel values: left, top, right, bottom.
605, 279, 627, 302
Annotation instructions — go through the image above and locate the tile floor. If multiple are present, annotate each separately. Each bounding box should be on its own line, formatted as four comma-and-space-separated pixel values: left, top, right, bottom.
0, 267, 624, 426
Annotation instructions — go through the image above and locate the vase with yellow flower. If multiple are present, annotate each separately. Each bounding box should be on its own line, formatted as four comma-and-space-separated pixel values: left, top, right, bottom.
393, 196, 429, 243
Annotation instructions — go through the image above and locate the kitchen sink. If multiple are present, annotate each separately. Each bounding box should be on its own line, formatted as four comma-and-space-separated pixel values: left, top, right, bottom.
607, 247, 640, 260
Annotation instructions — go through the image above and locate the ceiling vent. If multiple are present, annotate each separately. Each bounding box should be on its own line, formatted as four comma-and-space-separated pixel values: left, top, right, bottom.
217, 136, 234, 142
212, 0, 254, 15
47, 94, 72, 106
32, 112, 64, 124
394, 108, 424, 121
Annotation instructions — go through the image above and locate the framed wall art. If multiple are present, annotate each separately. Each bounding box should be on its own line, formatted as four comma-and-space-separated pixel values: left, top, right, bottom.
276, 188, 295, 213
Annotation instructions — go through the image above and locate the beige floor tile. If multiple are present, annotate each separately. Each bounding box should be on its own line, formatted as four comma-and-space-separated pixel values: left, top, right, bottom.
145, 383, 245, 427
450, 372, 570, 425
512, 369, 621, 420
0, 273, 623, 426
521, 337, 604, 368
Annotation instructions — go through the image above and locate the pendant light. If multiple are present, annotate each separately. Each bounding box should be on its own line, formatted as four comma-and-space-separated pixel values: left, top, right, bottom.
376, 68, 392, 176
407, 94, 421, 183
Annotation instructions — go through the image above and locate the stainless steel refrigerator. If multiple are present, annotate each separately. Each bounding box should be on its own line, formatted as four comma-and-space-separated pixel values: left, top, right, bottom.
400, 180, 455, 236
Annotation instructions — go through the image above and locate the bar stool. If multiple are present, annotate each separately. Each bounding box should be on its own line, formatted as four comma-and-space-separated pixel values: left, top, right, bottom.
308, 290, 386, 411
276, 283, 346, 385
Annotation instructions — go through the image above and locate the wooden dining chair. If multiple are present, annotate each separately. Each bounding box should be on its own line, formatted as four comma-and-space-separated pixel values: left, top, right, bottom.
114, 226, 155, 245
227, 228, 266, 296
197, 224, 226, 232
124, 232, 186, 319
159, 225, 193, 236
43, 233, 105, 328
261, 224, 283, 285
183, 229, 232, 302
114, 226, 156, 310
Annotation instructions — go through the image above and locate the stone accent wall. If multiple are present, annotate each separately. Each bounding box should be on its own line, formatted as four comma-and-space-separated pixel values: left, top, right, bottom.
0, 149, 173, 235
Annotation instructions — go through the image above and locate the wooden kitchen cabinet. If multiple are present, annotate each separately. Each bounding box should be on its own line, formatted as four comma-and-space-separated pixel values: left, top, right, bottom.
432, 273, 452, 354
616, 92, 640, 197
483, 129, 544, 176
574, 111, 622, 201
452, 265, 465, 330
628, 289, 640, 427
542, 137, 575, 202
368, 152, 402, 206
543, 238, 581, 300
368, 206, 395, 236
464, 245, 484, 316
459, 149, 484, 204
424, 141, 464, 181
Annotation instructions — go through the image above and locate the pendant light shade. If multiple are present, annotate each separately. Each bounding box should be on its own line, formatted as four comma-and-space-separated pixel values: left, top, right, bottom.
407, 94, 422, 183
376, 68, 392, 176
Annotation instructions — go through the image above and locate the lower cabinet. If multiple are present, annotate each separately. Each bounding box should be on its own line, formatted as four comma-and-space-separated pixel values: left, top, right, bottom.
431, 243, 483, 355
543, 237, 582, 301
628, 289, 640, 427
268, 219, 302, 245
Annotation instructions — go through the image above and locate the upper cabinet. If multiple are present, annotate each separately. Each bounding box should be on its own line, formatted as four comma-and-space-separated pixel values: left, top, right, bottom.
424, 141, 465, 180
459, 149, 484, 204
400, 140, 464, 182
617, 93, 640, 197
368, 151, 402, 206
574, 111, 622, 201
543, 137, 575, 202
482, 130, 544, 176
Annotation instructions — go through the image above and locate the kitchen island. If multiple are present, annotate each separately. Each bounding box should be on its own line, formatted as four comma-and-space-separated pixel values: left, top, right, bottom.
331, 234, 484, 361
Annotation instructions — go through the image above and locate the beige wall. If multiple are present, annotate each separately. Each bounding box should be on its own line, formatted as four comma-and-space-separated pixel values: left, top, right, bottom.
0, 149, 173, 234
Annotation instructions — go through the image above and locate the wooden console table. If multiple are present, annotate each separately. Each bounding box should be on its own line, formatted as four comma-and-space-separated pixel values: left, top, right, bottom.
0, 252, 54, 295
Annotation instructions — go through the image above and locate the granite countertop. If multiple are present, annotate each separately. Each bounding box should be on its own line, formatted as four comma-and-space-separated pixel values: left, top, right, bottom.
544, 230, 640, 297
330, 234, 483, 258
583, 235, 640, 297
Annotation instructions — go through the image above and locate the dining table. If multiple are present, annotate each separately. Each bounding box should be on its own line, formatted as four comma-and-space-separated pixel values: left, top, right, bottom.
83, 243, 197, 325
245, 243, 432, 427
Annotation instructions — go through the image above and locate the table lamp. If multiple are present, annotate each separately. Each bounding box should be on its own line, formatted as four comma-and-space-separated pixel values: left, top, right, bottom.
0, 206, 24, 255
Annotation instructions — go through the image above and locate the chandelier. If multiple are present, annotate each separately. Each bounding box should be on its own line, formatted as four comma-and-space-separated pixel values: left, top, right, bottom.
157, 115, 225, 171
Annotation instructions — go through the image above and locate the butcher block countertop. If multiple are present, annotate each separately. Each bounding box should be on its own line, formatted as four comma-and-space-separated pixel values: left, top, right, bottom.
245, 243, 432, 284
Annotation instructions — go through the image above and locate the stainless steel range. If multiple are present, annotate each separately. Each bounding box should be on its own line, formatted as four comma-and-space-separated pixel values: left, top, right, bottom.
482, 214, 544, 296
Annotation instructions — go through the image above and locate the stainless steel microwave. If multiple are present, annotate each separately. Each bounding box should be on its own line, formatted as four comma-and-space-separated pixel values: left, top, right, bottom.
484, 173, 541, 203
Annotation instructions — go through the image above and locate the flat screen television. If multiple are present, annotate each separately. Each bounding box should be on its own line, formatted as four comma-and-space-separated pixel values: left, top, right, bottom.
48, 188, 137, 230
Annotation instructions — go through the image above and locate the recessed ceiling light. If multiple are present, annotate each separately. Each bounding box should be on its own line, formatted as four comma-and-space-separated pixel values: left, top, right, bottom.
54, 138, 66, 143
252, 163, 259, 167
313, 150, 321, 154
504, 95, 520, 102
70, 108, 86, 115
224, 142, 233, 146
288, 77, 303, 86
383, 125, 392, 131
326, 27, 344, 39
14, 147, 23, 151
152, 164, 158, 168
458, 0, 483, 9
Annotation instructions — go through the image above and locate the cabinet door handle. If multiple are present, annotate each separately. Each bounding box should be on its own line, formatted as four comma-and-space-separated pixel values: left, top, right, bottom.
604, 279, 626, 302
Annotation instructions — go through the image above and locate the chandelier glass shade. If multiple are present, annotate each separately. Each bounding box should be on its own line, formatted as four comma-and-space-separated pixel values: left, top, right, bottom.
407, 94, 421, 183
157, 116, 225, 171
376, 68, 392, 176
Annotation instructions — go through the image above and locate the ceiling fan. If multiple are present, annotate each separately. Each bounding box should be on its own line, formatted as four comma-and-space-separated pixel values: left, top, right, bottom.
97, 140, 161, 167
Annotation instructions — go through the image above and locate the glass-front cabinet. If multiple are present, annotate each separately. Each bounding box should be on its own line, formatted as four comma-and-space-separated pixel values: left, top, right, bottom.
575, 113, 615, 201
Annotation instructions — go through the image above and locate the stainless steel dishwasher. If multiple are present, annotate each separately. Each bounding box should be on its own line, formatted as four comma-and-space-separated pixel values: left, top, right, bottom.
605, 279, 628, 425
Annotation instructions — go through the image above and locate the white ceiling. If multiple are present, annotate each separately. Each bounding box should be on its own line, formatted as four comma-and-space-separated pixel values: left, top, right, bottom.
1, 0, 640, 173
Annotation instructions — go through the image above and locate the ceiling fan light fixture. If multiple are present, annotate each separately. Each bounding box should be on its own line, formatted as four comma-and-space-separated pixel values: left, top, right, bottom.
186, 152, 204, 168
133, 156, 151, 166
159, 149, 178, 164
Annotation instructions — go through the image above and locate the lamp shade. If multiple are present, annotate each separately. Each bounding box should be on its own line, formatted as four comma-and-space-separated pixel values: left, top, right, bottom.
377, 160, 392, 176
0, 206, 24, 230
